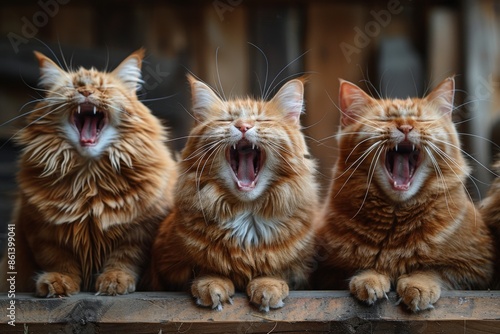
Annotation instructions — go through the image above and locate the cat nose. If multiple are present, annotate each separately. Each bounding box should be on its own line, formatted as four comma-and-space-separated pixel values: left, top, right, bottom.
234, 122, 253, 134
78, 89, 93, 97
398, 125, 413, 134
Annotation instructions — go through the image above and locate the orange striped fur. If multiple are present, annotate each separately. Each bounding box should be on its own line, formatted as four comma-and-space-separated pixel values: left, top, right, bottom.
0, 49, 177, 296
313, 78, 494, 312
480, 159, 500, 288
148, 75, 319, 312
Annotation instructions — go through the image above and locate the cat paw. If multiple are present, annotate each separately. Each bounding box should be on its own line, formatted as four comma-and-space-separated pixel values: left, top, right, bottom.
191, 276, 235, 311
246, 277, 289, 312
95, 270, 136, 296
396, 272, 441, 312
35, 272, 80, 297
349, 269, 390, 305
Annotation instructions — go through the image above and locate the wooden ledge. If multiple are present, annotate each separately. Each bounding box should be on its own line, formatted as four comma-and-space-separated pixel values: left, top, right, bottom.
1, 291, 500, 333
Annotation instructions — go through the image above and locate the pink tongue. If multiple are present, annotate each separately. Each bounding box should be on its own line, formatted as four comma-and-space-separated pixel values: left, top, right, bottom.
237, 150, 256, 186
392, 153, 411, 186
80, 116, 98, 144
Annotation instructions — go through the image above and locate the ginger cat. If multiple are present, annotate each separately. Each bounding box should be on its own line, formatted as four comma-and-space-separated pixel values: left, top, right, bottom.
0, 49, 177, 297
480, 160, 500, 288
148, 75, 319, 312
313, 77, 494, 312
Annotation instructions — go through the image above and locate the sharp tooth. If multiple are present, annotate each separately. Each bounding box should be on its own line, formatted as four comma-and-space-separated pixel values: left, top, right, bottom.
252, 144, 255, 150
394, 181, 398, 187
233, 144, 236, 150
251, 181, 255, 188
412, 144, 415, 151
395, 144, 398, 152
77, 105, 81, 114
93, 106, 97, 114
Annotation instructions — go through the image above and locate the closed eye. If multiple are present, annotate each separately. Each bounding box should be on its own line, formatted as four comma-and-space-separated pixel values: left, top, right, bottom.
375, 118, 395, 122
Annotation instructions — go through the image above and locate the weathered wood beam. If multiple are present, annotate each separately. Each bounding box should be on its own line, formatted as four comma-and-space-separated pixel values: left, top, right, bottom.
1, 291, 499, 333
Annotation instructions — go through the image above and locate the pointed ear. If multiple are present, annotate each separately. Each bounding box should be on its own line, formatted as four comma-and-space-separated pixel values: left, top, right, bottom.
425, 76, 455, 118
34, 51, 66, 89
112, 48, 145, 93
270, 78, 304, 124
339, 79, 374, 127
187, 74, 223, 122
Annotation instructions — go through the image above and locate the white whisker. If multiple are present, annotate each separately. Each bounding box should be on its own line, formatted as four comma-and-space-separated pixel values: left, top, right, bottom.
248, 42, 269, 98
184, 139, 222, 162
334, 141, 385, 196
266, 144, 301, 176
215, 47, 226, 101
2, 102, 69, 148
426, 141, 482, 202
344, 135, 384, 164
193, 141, 225, 225
2, 100, 64, 127
432, 138, 500, 179
264, 49, 309, 100
358, 67, 383, 100
325, 90, 381, 130
424, 145, 471, 224
351, 144, 385, 219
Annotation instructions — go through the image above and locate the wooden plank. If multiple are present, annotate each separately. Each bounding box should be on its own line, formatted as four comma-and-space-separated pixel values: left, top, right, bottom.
1, 291, 499, 333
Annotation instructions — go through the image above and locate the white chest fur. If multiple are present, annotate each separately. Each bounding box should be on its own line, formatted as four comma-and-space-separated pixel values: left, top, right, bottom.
221, 211, 283, 246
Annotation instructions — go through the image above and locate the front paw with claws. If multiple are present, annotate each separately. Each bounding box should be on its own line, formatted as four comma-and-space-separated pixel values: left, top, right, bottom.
396, 272, 441, 312
349, 269, 390, 305
36, 272, 80, 297
246, 277, 289, 312
95, 270, 136, 296
191, 276, 235, 311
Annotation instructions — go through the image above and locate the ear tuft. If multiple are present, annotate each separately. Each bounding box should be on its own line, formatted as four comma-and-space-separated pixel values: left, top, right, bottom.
339, 79, 374, 127
271, 78, 305, 124
425, 76, 455, 117
188, 74, 223, 121
113, 48, 145, 93
34, 51, 65, 89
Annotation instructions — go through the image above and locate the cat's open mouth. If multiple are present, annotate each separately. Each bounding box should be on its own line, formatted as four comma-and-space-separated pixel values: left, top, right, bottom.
72, 103, 108, 147
384, 142, 421, 191
228, 139, 263, 192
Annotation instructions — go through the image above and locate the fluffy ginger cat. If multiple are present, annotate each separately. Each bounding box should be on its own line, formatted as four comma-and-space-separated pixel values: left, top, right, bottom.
313, 77, 494, 312
480, 160, 500, 288
0, 49, 177, 297
147, 75, 319, 312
